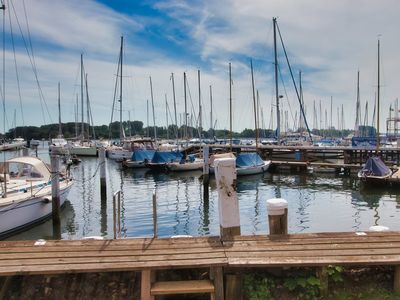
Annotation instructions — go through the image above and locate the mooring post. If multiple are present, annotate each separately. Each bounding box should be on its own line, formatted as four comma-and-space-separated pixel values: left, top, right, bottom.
99, 147, 107, 200
267, 198, 288, 235
214, 157, 241, 300
152, 190, 157, 238
203, 145, 210, 201
113, 191, 121, 239
214, 157, 240, 239
51, 155, 61, 239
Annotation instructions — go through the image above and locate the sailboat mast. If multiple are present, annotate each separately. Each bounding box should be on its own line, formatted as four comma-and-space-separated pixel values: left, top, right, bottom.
85, 74, 90, 139
146, 99, 149, 137
165, 93, 169, 140
149, 76, 157, 144
273, 17, 280, 142
58, 82, 61, 137
229, 62, 233, 151
119, 36, 123, 141
171, 73, 178, 140
198, 70, 202, 136
75, 94, 78, 138
377, 38, 380, 152
209, 85, 213, 138
184, 72, 188, 140
80, 53, 84, 138
250, 59, 258, 148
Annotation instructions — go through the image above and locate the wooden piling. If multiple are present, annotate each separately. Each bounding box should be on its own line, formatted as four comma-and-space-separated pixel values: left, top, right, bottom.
267, 198, 288, 235
50, 155, 61, 239
203, 145, 210, 201
99, 147, 106, 199
214, 157, 241, 239
152, 191, 157, 238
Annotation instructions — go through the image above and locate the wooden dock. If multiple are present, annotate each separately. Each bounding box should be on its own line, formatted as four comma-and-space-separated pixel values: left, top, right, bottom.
1, 232, 400, 299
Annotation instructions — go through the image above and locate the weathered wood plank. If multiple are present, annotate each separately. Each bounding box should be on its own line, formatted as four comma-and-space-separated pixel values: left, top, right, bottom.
151, 280, 214, 295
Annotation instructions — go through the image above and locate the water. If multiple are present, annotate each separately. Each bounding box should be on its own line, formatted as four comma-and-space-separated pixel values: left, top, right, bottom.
3, 144, 400, 240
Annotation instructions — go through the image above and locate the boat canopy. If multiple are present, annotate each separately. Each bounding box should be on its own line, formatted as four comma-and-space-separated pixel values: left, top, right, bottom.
361, 156, 391, 177
151, 151, 182, 163
131, 149, 155, 162
236, 153, 264, 168
7, 156, 51, 179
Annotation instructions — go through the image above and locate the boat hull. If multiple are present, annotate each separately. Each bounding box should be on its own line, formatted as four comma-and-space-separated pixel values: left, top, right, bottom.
0, 182, 73, 237
68, 146, 97, 156
122, 160, 148, 168
236, 161, 271, 176
107, 149, 133, 161
166, 161, 203, 172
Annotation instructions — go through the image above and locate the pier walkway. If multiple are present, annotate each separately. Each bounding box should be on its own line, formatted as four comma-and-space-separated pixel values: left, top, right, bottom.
1, 231, 400, 299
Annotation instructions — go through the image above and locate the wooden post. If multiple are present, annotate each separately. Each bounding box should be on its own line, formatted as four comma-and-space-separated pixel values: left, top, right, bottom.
210, 267, 224, 300
152, 191, 157, 238
99, 147, 106, 200
394, 265, 400, 294
141, 270, 155, 300
113, 191, 121, 239
203, 145, 210, 201
267, 198, 288, 235
317, 266, 328, 297
51, 155, 61, 239
215, 157, 242, 300
214, 157, 240, 239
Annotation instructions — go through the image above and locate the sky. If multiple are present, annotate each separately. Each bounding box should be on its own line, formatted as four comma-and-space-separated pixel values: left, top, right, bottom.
2, 0, 400, 134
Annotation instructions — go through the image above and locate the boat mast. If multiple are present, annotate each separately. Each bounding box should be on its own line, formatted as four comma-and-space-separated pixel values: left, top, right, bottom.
250, 59, 258, 149
273, 17, 280, 142
2, 2, 6, 198
149, 76, 157, 144
119, 36, 123, 141
209, 85, 213, 139
80, 53, 84, 139
229, 62, 233, 151
171, 73, 178, 141
198, 70, 202, 139
58, 82, 62, 137
184, 72, 188, 140
146, 99, 149, 137
75, 94, 78, 138
376, 38, 380, 153
85, 74, 90, 139
165, 93, 169, 140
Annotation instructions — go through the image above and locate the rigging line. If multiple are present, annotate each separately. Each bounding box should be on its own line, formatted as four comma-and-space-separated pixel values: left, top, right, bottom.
7, 4, 25, 131
278, 62, 295, 126
21, 0, 36, 70
9, 0, 53, 124
186, 78, 201, 138
109, 50, 121, 140
276, 22, 313, 142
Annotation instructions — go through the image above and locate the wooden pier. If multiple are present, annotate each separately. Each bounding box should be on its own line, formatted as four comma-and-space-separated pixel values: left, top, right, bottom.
1, 232, 400, 299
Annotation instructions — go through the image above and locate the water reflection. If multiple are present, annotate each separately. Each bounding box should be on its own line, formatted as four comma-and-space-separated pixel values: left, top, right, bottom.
2, 146, 400, 240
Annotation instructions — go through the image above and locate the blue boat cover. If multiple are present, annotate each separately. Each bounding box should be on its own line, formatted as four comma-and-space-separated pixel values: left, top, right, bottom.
131, 149, 155, 162
151, 151, 183, 163
236, 153, 264, 168
361, 156, 391, 176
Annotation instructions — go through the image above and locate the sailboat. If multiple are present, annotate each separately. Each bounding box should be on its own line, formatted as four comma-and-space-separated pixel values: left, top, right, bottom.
358, 39, 393, 182
49, 83, 69, 155
66, 54, 97, 157
0, 156, 73, 236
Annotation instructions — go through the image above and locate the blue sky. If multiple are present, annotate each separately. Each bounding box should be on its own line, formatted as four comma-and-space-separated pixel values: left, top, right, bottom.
2, 0, 400, 134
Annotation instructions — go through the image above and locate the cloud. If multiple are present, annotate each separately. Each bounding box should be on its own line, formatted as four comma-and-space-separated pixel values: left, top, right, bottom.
3, 0, 400, 134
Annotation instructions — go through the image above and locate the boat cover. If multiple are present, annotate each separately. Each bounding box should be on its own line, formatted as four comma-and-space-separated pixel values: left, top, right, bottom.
361, 156, 391, 176
151, 151, 183, 163
236, 153, 264, 168
131, 149, 155, 162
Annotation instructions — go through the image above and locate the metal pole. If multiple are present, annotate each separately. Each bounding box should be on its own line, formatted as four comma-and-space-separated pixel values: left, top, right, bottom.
99, 147, 106, 199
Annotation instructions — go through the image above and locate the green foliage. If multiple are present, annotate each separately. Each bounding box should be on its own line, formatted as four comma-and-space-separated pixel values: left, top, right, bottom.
326, 265, 343, 283
244, 274, 275, 300
284, 275, 321, 300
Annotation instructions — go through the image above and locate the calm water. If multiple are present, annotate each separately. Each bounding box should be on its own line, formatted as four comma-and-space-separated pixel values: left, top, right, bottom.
4, 144, 400, 240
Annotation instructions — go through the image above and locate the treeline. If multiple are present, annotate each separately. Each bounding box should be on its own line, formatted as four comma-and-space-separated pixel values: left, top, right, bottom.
1, 121, 353, 141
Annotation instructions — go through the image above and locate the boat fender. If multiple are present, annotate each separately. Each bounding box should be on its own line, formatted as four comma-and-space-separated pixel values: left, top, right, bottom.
42, 198, 51, 204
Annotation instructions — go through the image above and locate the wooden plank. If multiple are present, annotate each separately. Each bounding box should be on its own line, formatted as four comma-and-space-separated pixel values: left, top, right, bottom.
0, 258, 228, 276
151, 280, 214, 295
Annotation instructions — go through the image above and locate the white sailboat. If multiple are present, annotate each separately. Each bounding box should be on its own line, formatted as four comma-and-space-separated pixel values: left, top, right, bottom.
0, 156, 73, 236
